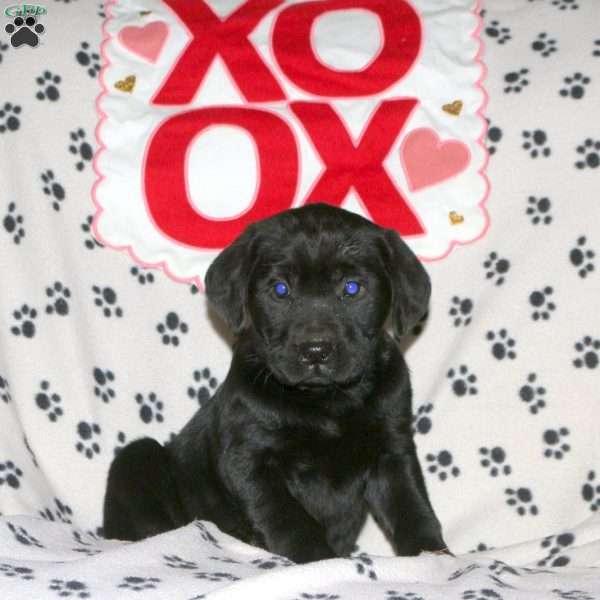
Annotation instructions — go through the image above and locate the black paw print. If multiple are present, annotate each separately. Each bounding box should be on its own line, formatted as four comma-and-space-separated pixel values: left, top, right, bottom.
532, 33, 557, 57
0, 375, 11, 403
3, 202, 25, 244
582, 471, 600, 512
449, 296, 473, 327
575, 138, 600, 170
92, 285, 123, 318
519, 373, 547, 414
75, 421, 101, 459
426, 450, 460, 481
250, 556, 294, 569
113, 431, 127, 456
5, 16, 44, 48
0, 563, 34, 580
118, 576, 161, 591
522, 129, 551, 158
351, 553, 378, 580
35, 380, 63, 422
543, 427, 570, 459
559, 73, 590, 100
10, 304, 37, 338
130, 266, 155, 285
135, 392, 164, 424
76, 41, 101, 78
93, 367, 115, 403
485, 120, 503, 156
187, 368, 218, 406
447, 365, 478, 397
7, 522, 44, 547
163, 555, 198, 570
49, 579, 90, 598
157, 312, 188, 346
485, 20, 511, 44
551, 0, 578, 10
462, 589, 502, 600
0, 461, 23, 489
0, 102, 21, 133
413, 403, 433, 435
569, 236, 595, 278
194, 571, 239, 583
35, 71, 61, 101
486, 329, 517, 360
45, 281, 71, 316
68, 128, 93, 171
538, 533, 575, 568
505, 487, 539, 516
483, 252, 510, 285
573, 336, 600, 369
0, 39, 9, 65
39, 498, 73, 523
526, 195, 552, 225
81, 216, 103, 250
386, 592, 424, 600
479, 447, 511, 477
529, 286, 555, 321
594, 39, 600, 58
503, 68, 529, 93
40, 170, 66, 211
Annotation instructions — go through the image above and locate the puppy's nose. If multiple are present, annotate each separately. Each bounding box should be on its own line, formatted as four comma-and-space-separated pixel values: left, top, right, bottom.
298, 340, 333, 365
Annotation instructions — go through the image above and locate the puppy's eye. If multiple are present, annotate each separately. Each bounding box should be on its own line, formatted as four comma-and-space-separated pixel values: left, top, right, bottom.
343, 281, 361, 297
274, 282, 290, 298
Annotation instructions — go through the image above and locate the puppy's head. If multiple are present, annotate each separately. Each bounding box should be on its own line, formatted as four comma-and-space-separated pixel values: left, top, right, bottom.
205, 204, 430, 388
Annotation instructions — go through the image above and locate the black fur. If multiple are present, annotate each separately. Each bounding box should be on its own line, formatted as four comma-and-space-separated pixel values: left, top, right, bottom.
103, 204, 448, 563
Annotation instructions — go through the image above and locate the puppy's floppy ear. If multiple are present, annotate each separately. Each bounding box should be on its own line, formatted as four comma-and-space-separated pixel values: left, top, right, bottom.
382, 229, 431, 338
205, 226, 257, 335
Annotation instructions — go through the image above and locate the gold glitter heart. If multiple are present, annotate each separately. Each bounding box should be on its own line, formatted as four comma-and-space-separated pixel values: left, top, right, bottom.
442, 100, 463, 116
449, 211, 464, 225
115, 75, 136, 93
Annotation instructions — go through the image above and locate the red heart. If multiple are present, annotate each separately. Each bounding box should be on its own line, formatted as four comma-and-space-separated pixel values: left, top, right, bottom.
118, 21, 168, 63
400, 128, 470, 192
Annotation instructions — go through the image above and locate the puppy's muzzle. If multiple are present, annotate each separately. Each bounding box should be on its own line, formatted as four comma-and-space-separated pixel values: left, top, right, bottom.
298, 340, 333, 365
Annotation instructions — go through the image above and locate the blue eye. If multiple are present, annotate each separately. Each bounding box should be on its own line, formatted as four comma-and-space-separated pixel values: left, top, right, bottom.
274, 282, 289, 298
344, 281, 361, 296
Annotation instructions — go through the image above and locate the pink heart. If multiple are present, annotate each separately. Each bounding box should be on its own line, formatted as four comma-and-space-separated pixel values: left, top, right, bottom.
118, 21, 168, 63
400, 128, 470, 192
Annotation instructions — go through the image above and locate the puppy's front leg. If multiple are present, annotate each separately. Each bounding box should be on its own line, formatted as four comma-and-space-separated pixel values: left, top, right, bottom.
366, 446, 448, 556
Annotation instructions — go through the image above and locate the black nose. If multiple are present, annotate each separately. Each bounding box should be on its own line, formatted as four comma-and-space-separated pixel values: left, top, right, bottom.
298, 340, 333, 365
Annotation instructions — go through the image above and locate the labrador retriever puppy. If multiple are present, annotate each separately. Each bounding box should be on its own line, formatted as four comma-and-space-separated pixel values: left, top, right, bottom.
103, 203, 448, 563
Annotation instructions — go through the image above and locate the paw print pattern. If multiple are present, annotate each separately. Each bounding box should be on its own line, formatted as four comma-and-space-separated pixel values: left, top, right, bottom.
449, 296, 473, 327
479, 447, 511, 477
7, 522, 44, 547
45, 281, 70, 316
351, 553, 378, 580
0, 563, 34, 581
386, 592, 424, 600
40, 170, 66, 211
35, 380, 63, 422
68, 128, 93, 171
543, 428, 571, 459
93, 367, 115, 403
519, 373, 547, 414
163, 555, 198, 570
187, 368, 219, 405
135, 392, 164, 424
48, 579, 90, 598
35, 71, 61, 101
3, 202, 25, 244
157, 312, 189, 346
551, 0, 578, 10
569, 237, 595, 278
522, 129, 551, 158
0, 102, 21, 133
75, 421, 101, 459
118, 576, 161, 591
573, 336, 600, 369
575, 139, 600, 170
447, 365, 478, 397
538, 533, 575, 568
113, 431, 127, 456
0, 461, 23, 489
250, 556, 294, 569
426, 450, 460, 481
559, 73, 590, 100
486, 329, 517, 360
0, 375, 11, 403
413, 403, 434, 435
503, 68, 529, 93
81, 216, 103, 250
130, 266, 155, 285
92, 285, 123, 318
529, 287, 556, 321
39, 498, 73, 524
0, 40, 9, 64
10, 305, 37, 338
485, 20, 511, 44
76, 42, 101, 78
485, 119, 503, 156
582, 471, 600, 512
462, 589, 503, 600
505, 487, 539, 516
5, 16, 44, 48
526, 196, 552, 225
484, 252, 510, 286
532, 33, 557, 57
594, 39, 600, 58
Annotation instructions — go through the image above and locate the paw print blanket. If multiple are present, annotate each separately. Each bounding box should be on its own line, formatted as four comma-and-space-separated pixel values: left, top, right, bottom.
1, 0, 600, 598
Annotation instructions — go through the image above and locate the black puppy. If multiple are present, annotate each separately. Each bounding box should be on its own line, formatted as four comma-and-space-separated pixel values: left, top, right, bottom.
103, 204, 447, 563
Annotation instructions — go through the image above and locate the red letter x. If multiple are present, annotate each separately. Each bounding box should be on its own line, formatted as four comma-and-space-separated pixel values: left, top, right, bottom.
291, 100, 424, 236
154, 0, 285, 105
